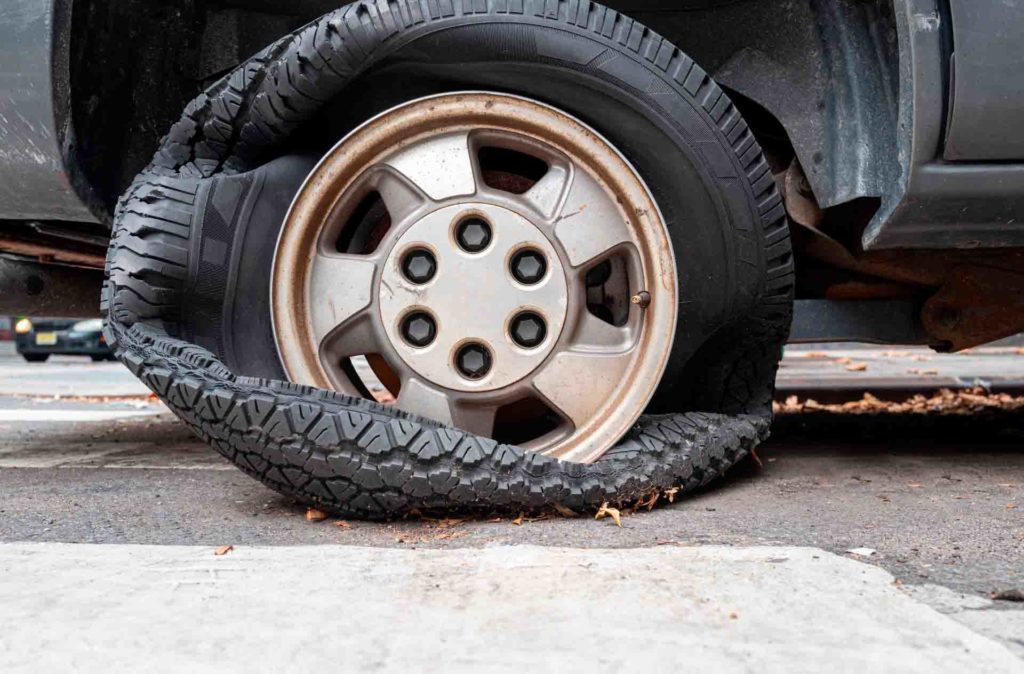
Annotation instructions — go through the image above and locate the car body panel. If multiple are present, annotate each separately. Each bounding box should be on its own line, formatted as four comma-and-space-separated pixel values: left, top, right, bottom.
0, 0, 1023, 250
863, 0, 1024, 249
943, 0, 1024, 161
0, 0, 101, 223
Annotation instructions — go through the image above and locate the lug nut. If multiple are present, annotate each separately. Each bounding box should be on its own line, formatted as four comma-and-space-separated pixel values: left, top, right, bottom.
401, 248, 436, 284
455, 342, 492, 379
456, 217, 492, 253
510, 311, 546, 348
510, 249, 547, 285
401, 311, 436, 347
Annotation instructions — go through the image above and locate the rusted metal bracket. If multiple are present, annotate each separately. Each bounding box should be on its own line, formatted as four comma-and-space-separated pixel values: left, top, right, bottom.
0, 257, 104, 317
0, 221, 108, 269
923, 264, 1024, 352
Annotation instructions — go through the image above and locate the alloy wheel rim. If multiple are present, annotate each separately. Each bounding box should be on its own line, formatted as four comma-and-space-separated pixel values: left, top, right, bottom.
272, 92, 677, 462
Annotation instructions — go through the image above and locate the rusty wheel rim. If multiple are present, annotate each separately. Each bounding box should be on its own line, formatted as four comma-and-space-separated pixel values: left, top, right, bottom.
272, 92, 677, 463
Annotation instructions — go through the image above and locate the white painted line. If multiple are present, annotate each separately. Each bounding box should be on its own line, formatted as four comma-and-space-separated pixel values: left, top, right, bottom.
0, 544, 1018, 673
0, 409, 162, 423
0, 445, 231, 470
0, 460, 232, 470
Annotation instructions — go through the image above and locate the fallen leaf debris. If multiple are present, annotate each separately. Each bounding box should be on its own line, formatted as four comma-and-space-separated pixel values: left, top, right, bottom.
774, 388, 1024, 416
594, 502, 623, 527
305, 508, 329, 522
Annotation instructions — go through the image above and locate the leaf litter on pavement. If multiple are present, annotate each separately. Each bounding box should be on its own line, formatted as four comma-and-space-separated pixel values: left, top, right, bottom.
774, 387, 1024, 416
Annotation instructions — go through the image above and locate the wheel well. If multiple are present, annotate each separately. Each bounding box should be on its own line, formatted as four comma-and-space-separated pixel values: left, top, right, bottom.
68, 0, 900, 216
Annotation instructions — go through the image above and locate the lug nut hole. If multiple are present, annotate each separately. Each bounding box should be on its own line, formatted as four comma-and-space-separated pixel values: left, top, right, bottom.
510, 249, 547, 285
455, 342, 492, 379
455, 217, 492, 253
509, 311, 547, 348
401, 248, 437, 284
401, 311, 437, 348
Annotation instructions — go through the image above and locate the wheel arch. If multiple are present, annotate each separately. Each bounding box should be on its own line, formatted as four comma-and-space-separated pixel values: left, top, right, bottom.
58, 0, 903, 222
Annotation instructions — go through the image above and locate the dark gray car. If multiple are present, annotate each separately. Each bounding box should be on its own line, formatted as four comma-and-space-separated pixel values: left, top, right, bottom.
14, 317, 113, 362
1, 0, 1021, 517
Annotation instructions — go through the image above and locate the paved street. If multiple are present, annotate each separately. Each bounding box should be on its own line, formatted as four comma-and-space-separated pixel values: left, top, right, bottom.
0, 340, 1022, 670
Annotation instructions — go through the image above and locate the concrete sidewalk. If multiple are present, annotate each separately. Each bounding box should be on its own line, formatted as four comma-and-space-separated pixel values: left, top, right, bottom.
0, 544, 1020, 673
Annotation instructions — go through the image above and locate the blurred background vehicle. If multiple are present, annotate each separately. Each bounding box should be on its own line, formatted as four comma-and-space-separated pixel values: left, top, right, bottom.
13, 317, 113, 363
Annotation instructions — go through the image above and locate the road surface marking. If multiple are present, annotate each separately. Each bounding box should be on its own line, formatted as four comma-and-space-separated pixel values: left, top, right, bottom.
0, 409, 161, 423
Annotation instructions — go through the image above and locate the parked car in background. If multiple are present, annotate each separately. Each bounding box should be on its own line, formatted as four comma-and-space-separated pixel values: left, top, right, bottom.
14, 317, 113, 363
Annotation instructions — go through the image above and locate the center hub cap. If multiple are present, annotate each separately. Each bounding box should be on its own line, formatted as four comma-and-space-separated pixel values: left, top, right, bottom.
379, 203, 567, 392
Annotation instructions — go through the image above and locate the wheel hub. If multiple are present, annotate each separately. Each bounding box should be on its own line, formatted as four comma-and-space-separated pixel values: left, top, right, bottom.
379, 203, 567, 392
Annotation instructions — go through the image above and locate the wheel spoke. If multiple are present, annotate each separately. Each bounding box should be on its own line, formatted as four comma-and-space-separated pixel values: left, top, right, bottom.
396, 378, 454, 426
383, 131, 476, 202
521, 163, 571, 219
372, 168, 430, 224
449, 402, 497, 438
532, 348, 635, 431
553, 169, 632, 267
573, 312, 635, 351
395, 378, 498, 437
307, 253, 378, 347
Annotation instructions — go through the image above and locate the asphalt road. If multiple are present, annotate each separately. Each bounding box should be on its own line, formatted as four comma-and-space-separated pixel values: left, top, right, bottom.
1, 340, 1022, 667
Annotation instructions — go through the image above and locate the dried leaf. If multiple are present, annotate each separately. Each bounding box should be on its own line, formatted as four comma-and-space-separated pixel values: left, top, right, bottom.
1007, 503, 1017, 510
305, 508, 329, 522
836, 357, 853, 364
435, 518, 466, 528
846, 547, 876, 557
512, 513, 524, 526
595, 502, 622, 527
664, 487, 680, 503
845, 362, 868, 372
991, 588, 1024, 602
750, 447, 764, 469
802, 352, 829, 359
632, 492, 659, 512
214, 545, 234, 556
552, 503, 578, 518
334, 520, 354, 529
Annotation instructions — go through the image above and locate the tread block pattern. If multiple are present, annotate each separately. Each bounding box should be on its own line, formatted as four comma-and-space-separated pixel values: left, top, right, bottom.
102, 0, 792, 519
